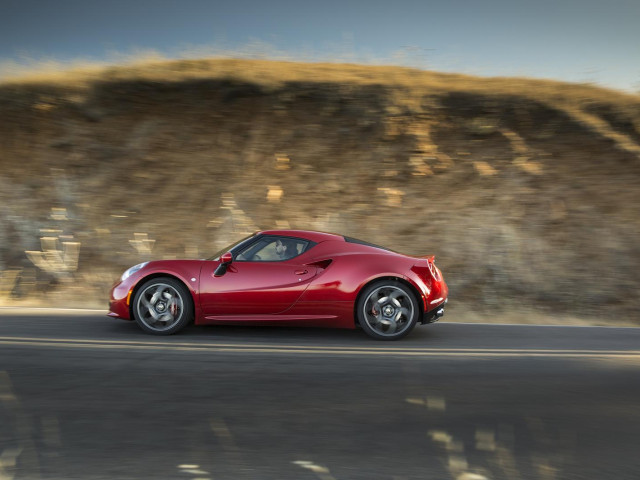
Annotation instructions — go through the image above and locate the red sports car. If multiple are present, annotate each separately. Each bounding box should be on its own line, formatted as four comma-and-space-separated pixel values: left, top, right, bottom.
108, 230, 448, 340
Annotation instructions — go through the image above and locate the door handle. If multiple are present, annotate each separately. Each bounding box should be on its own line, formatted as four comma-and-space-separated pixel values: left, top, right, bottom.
294, 269, 308, 275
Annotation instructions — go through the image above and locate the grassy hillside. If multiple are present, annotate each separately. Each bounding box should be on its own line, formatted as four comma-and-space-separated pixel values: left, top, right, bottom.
1, 58, 639, 323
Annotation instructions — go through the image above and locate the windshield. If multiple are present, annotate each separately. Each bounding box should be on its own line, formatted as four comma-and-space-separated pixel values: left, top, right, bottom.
207, 233, 258, 260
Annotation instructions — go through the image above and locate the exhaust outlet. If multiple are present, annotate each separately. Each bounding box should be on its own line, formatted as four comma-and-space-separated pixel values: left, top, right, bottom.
422, 306, 445, 324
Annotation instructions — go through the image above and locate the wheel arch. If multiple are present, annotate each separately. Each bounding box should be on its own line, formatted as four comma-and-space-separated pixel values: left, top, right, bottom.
353, 275, 424, 327
129, 272, 197, 321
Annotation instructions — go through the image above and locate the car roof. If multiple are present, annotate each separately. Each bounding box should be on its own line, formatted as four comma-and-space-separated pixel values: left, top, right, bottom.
258, 229, 345, 243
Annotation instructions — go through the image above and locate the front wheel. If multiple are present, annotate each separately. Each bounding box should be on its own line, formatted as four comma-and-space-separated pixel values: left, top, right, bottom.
356, 280, 419, 340
132, 277, 193, 335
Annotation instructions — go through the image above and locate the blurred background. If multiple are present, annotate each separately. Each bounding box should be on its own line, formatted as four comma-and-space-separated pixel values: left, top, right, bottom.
1, 0, 639, 323
2, 3, 640, 480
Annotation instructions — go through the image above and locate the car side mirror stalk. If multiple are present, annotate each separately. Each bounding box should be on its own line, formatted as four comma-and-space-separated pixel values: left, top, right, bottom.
214, 251, 233, 277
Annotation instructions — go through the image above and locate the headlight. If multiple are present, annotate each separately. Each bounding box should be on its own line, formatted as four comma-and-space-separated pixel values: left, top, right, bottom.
121, 262, 149, 281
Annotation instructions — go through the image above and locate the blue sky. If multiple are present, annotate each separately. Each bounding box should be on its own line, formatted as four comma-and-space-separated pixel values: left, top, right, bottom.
2, 0, 639, 91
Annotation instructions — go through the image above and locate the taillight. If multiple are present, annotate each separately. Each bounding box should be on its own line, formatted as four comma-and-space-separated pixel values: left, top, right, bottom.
428, 259, 441, 281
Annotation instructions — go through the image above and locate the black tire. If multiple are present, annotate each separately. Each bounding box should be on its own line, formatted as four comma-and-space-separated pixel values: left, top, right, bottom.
356, 280, 419, 340
132, 277, 193, 335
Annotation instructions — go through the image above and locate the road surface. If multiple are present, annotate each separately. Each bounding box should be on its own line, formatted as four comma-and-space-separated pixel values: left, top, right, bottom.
1, 309, 639, 479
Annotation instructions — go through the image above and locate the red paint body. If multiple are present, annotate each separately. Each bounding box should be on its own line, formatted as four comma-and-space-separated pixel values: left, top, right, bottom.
108, 230, 448, 329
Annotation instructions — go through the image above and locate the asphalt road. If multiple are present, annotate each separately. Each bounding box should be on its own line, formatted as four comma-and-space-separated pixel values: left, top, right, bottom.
1, 309, 639, 480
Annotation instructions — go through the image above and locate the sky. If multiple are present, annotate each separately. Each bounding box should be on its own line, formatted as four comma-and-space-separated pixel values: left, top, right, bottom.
1, 0, 639, 92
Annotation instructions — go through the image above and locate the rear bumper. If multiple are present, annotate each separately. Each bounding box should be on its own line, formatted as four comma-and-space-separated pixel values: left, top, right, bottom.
422, 298, 447, 324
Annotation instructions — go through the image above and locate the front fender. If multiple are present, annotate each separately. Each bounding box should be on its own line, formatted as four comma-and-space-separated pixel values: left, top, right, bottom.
109, 260, 205, 320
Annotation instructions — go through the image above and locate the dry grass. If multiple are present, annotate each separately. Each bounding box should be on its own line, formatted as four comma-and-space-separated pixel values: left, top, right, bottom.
3, 56, 638, 101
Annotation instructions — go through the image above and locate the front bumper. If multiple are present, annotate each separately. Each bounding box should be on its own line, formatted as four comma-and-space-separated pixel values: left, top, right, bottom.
108, 280, 134, 320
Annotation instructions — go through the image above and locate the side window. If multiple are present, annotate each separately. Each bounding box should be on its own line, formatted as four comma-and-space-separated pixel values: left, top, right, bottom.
235, 236, 312, 262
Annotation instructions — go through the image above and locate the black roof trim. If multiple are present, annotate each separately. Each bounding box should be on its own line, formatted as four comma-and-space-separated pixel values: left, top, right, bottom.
343, 236, 394, 252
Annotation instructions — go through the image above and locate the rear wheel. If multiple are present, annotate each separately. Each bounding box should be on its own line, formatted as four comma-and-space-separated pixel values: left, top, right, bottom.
357, 280, 419, 340
132, 277, 193, 335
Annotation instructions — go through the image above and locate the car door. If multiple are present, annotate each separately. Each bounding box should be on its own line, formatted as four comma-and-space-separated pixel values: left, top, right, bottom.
199, 236, 318, 316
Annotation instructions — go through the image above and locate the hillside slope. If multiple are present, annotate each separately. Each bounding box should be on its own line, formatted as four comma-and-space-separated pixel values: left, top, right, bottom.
1, 58, 639, 322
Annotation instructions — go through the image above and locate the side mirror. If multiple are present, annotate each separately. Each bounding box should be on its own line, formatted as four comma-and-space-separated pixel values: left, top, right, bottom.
214, 251, 233, 277
220, 251, 233, 265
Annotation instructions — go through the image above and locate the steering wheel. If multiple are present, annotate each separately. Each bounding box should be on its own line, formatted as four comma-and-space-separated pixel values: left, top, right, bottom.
252, 254, 262, 261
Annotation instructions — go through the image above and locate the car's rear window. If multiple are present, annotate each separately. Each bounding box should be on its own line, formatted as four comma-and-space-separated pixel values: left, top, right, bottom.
343, 236, 394, 252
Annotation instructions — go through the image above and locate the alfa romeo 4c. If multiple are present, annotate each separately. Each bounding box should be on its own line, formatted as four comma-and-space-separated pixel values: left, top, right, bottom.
109, 230, 448, 340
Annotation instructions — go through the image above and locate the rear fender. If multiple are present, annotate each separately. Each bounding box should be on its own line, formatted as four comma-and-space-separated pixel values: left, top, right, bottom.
355, 273, 428, 315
